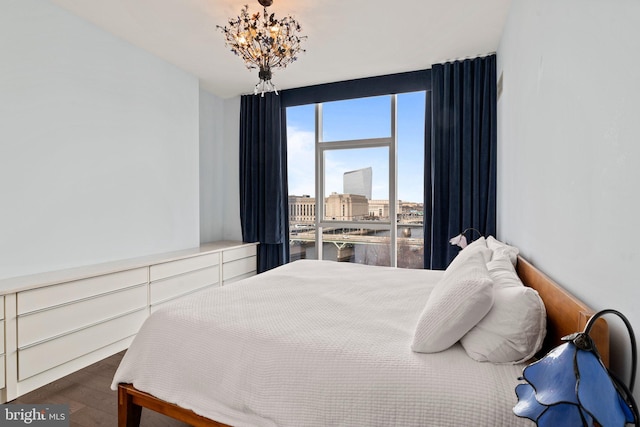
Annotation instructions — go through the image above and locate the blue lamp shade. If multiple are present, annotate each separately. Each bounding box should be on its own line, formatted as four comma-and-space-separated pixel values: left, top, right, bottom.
513, 309, 639, 427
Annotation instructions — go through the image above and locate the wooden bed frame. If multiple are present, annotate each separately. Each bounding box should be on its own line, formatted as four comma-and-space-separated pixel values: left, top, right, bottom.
117, 255, 609, 427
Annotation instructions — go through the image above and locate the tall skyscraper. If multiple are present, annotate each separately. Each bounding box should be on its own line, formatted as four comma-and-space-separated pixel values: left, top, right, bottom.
343, 167, 372, 199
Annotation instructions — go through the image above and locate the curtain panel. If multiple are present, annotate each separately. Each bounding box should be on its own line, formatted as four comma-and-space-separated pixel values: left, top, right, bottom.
428, 55, 497, 269
239, 93, 289, 273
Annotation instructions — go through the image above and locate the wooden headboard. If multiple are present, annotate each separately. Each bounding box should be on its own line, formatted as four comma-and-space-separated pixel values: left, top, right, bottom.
516, 255, 609, 366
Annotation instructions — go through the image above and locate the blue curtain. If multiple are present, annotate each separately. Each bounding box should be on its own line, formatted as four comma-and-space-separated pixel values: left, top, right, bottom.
428, 55, 497, 269
239, 93, 289, 273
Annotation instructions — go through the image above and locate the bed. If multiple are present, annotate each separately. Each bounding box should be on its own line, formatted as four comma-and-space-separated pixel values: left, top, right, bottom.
113, 243, 608, 427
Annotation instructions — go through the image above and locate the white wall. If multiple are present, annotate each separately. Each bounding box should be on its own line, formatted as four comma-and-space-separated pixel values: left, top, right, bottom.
199, 91, 243, 243
0, 0, 200, 279
222, 96, 243, 241
498, 0, 640, 390
199, 89, 225, 243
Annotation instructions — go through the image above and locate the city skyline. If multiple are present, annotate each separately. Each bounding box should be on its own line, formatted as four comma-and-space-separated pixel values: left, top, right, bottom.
288, 193, 423, 223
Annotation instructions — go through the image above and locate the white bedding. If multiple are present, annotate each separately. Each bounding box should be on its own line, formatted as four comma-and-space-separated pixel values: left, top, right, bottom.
112, 260, 530, 427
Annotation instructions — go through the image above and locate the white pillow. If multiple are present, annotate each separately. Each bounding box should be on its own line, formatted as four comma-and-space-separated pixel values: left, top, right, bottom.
412, 251, 494, 353
461, 254, 546, 363
486, 236, 519, 265
465, 235, 488, 250
486, 254, 523, 289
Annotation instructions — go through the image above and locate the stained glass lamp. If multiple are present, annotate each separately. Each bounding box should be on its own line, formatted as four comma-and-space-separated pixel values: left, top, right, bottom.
514, 309, 639, 427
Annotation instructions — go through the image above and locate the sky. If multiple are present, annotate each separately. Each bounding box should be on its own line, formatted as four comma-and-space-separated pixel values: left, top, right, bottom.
286, 91, 426, 203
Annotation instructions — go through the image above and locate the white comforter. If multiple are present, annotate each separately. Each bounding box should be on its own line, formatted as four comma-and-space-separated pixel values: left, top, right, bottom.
112, 260, 529, 427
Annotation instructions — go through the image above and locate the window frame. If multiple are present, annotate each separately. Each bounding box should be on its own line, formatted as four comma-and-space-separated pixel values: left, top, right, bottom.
282, 69, 432, 268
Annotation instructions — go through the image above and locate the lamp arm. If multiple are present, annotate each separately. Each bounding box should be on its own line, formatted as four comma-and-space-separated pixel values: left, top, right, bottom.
584, 309, 637, 393
460, 227, 483, 239
583, 309, 639, 426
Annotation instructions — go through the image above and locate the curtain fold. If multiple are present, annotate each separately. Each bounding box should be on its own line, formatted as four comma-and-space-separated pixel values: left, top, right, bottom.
239, 93, 289, 273
428, 55, 497, 269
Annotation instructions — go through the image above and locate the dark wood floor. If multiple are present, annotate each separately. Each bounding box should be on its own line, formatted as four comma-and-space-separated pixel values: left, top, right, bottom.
9, 351, 190, 427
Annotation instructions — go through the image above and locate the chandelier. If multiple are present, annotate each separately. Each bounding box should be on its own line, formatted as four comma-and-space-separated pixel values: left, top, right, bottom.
217, 0, 306, 95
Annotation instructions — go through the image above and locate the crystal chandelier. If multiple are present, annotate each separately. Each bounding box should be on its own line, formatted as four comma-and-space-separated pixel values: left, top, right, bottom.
217, 0, 306, 95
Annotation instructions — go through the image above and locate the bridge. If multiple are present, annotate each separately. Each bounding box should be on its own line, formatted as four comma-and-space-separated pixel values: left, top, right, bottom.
289, 225, 424, 262
290, 231, 423, 247
289, 227, 424, 265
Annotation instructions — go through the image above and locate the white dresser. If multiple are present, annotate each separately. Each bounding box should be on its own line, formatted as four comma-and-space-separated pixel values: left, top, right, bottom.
0, 241, 258, 403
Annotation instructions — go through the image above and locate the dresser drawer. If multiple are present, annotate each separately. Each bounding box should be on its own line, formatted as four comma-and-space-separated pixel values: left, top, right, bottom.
17, 268, 147, 315
223, 256, 257, 282
0, 355, 4, 389
223, 271, 256, 285
150, 265, 219, 305
150, 253, 220, 282
150, 286, 212, 314
222, 245, 257, 263
18, 309, 147, 381
18, 284, 147, 348
0, 320, 4, 354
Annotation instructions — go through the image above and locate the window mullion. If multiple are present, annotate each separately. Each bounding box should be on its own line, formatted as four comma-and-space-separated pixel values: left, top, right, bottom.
314, 103, 323, 260
390, 95, 398, 268
318, 137, 392, 150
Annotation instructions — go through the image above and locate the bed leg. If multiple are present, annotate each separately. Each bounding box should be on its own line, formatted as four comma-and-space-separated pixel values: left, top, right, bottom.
118, 384, 142, 427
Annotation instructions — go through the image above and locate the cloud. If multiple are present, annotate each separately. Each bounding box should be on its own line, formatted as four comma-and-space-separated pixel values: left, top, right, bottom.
287, 126, 315, 196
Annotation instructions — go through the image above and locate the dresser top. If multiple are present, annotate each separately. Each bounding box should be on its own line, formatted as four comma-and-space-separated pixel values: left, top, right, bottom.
0, 241, 257, 294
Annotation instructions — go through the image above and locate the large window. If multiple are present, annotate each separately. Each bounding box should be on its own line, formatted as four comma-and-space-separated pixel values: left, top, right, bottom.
287, 92, 425, 268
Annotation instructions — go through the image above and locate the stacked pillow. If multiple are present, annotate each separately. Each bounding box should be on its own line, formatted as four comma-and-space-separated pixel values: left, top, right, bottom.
412, 236, 546, 364
486, 236, 519, 266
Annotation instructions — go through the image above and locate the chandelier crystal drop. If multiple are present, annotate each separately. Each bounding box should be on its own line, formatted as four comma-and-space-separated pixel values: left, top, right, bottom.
217, 0, 306, 95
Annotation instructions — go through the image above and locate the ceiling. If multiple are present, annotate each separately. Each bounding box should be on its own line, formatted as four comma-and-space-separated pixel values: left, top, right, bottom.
49, 0, 512, 99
